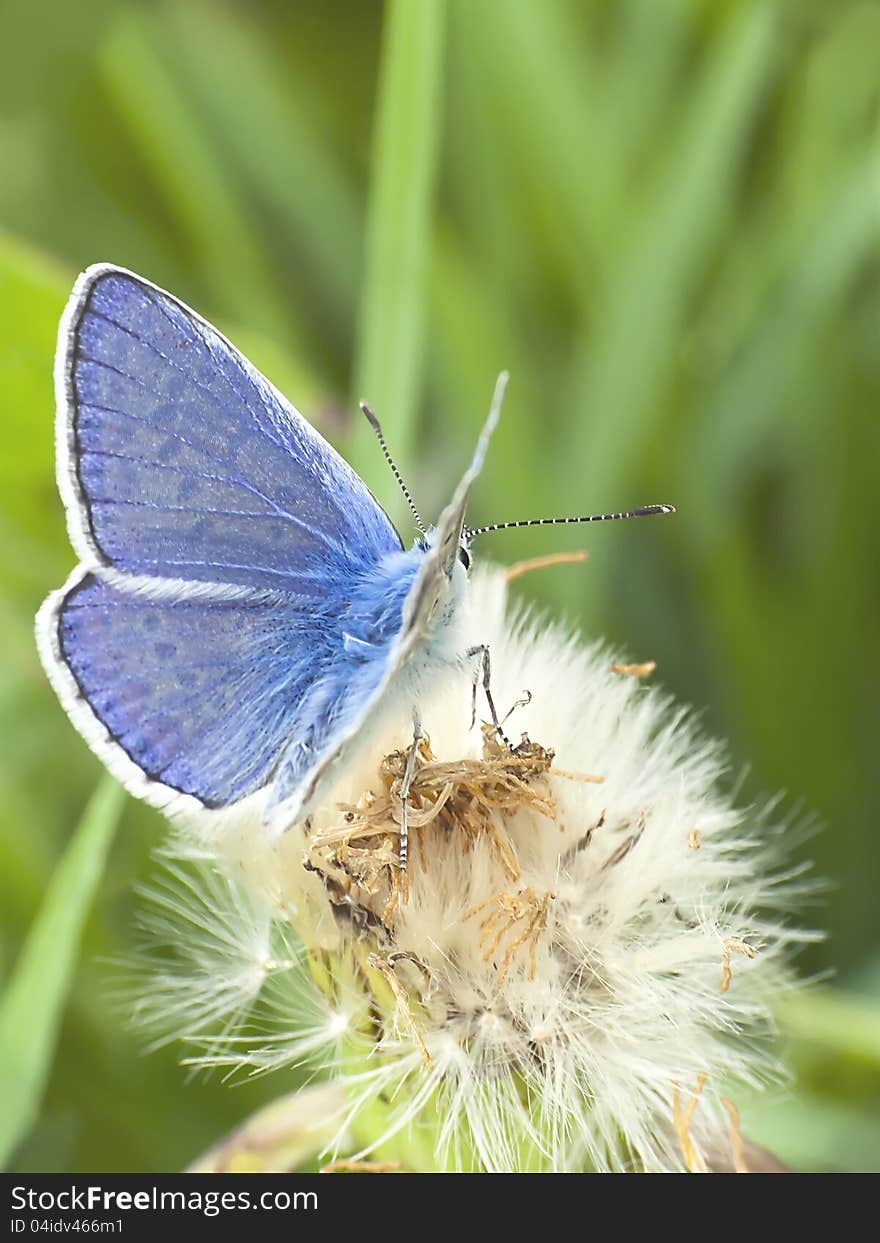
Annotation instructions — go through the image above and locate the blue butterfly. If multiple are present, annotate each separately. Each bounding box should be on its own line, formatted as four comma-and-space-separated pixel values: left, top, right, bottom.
37, 265, 673, 863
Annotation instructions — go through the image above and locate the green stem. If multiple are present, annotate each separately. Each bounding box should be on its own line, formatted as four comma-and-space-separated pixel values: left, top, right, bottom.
350, 0, 447, 503
0, 779, 124, 1167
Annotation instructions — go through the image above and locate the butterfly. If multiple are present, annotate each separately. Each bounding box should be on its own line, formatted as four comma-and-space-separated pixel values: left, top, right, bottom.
36, 265, 673, 864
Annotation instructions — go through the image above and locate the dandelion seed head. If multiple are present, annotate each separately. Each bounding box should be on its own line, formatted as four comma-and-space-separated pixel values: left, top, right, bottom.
137, 568, 814, 1170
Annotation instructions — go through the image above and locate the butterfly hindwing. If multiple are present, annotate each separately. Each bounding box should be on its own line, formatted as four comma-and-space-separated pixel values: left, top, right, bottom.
39, 569, 345, 810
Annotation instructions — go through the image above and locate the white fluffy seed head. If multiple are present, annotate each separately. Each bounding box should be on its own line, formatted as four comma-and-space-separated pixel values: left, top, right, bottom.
133, 567, 815, 1172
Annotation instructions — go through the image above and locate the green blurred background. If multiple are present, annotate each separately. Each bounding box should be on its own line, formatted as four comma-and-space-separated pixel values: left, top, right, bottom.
1, 0, 878, 1173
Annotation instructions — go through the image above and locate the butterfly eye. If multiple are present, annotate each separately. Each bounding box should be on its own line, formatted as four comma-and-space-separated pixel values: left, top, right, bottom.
458, 546, 471, 571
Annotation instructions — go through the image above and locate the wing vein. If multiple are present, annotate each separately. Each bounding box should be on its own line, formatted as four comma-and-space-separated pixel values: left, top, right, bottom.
87, 301, 290, 457
137, 286, 291, 455
77, 435, 337, 551
78, 400, 301, 517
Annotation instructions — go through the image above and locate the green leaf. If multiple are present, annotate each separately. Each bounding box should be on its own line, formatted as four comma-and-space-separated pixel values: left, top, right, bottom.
0, 779, 125, 1168
350, 0, 447, 498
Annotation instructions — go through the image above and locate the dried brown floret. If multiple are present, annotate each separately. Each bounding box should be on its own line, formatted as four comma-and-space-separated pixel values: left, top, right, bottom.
464, 886, 555, 986
610, 660, 657, 678
307, 728, 581, 928
672, 1072, 709, 1173
720, 938, 756, 993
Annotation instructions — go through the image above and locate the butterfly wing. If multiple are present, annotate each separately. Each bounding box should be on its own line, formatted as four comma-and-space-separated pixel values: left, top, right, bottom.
38, 264, 403, 813
264, 374, 506, 831
56, 264, 401, 588
38, 569, 342, 812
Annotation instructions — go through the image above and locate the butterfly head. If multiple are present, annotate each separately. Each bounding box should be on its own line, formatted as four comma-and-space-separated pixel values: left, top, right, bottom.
415, 524, 473, 583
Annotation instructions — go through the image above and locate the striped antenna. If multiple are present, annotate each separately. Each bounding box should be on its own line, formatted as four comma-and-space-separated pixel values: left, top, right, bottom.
467, 504, 675, 539
360, 402, 426, 535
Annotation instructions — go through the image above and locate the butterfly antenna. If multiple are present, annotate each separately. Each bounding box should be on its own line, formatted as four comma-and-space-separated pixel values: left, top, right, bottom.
360, 402, 426, 536
467, 504, 675, 539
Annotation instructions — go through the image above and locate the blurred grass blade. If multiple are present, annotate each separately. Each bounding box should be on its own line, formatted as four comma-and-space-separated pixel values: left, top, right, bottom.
568, 6, 775, 524
98, 7, 294, 345
160, 0, 361, 337
686, 157, 879, 545
779, 988, 880, 1065
350, 0, 447, 494
0, 232, 69, 573
748, 1092, 880, 1175
0, 779, 124, 1168
428, 229, 547, 520
453, 0, 614, 294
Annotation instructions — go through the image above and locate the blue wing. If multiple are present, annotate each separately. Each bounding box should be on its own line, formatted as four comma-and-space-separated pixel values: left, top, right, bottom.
59, 265, 402, 588
40, 264, 406, 812
45, 570, 341, 807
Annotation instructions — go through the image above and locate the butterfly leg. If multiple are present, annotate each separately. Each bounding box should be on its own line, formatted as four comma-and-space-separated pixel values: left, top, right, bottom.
465, 644, 516, 751
468, 654, 480, 730
399, 709, 422, 874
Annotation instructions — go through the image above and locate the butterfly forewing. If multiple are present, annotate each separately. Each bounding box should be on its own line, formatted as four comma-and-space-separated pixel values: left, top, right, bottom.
61, 266, 403, 588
